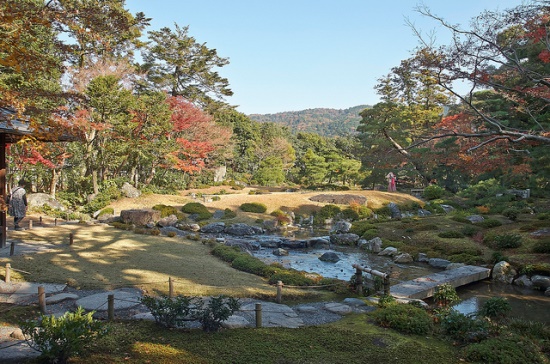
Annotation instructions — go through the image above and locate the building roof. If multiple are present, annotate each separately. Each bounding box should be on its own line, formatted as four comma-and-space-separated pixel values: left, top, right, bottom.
0, 107, 79, 143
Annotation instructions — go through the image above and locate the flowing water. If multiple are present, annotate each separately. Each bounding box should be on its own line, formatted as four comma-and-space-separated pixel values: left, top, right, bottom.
253, 245, 550, 323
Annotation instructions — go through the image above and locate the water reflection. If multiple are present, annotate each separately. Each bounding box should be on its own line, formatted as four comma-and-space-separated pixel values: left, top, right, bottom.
453, 281, 550, 323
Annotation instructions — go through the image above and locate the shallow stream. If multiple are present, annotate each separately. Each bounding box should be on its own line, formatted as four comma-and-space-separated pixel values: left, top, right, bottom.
252, 246, 550, 323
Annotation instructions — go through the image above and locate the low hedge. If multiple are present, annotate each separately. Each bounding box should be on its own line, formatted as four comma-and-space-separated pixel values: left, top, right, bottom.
239, 202, 267, 213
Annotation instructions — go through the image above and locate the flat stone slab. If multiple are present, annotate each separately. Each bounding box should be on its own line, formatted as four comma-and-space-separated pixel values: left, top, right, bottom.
241, 302, 303, 328
324, 302, 353, 315
391, 265, 491, 299
46, 293, 79, 304
0, 282, 66, 304
76, 289, 142, 311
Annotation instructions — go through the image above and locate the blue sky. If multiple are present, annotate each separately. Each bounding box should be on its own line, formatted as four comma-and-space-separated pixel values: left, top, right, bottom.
125, 0, 524, 115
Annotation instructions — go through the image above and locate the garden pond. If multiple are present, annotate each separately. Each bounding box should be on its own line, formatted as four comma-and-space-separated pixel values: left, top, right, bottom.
252, 245, 550, 323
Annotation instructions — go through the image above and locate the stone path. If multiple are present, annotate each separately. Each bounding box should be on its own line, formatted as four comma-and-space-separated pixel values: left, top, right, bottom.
0, 280, 375, 363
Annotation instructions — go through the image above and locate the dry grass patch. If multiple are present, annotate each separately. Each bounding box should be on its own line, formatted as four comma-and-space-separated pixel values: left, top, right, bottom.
1, 224, 288, 298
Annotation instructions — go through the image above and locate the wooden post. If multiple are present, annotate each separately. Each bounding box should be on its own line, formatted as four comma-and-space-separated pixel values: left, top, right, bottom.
383, 274, 390, 296
255, 303, 262, 328
69, 233, 73, 245
108, 294, 114, 321
39, 216, 42, 226
28, 219, 32, 230
355, 267, 364, 295
5, 263, 10, 283
276, 281, 283, 303
54, 218, 57, 226
38, 286, 46, 313
9, 241, 14, 256
169, 277, 174, 298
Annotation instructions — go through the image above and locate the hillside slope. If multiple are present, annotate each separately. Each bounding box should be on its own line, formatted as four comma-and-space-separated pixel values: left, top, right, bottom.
249, 105, 369, 137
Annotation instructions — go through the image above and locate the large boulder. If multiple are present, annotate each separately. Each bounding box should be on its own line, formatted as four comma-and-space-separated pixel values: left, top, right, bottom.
201, 222, 226, 234
158, 215, 178, 227
492, 261, 517, 284
394, 253, 413, 263
121, 182, 141, 198
27, 193, 66, 211
225, 223, 260, 236
331, 220, 352, 233
120, 209, 161, 226
359, 237, 383, 253
388, 202, 402, 220
467, 215, 484, 223
378, 246, 398, 257
531, 275, 550, 290
330, 233, 360, 245
319, 252, 340, 263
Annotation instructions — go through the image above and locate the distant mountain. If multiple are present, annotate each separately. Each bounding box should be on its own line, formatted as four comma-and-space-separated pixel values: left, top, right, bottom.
249, 105, 370, 137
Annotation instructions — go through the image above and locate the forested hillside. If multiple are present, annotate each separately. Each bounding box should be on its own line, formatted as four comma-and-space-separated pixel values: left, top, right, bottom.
249, 105, 369, 137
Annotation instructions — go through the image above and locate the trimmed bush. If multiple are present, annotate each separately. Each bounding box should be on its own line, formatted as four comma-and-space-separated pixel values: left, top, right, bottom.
349, 221, 377, 236
438, 230, 465, 239
371, 304, 433, 335
440, 310, 489, 343
484, 233, 522, 249
502, 207, 521, 221
181, 202, 212, 220
476, 219, 503, 228
240, 202, 267, 213
222, 208, 237, 219
532, 239, 550, 254
423, 185, 444, 200
153, 204, 181, 218
462, 334, 546, 364
314, 204, 341, 225
478, 297, 511, 320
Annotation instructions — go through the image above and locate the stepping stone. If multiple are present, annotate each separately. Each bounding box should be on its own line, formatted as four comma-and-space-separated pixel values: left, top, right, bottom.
241, 302, 303, 328
76, 289, 142, 311
133, 312, 155, 321
222, 315, 250, 329
324, 302, 352, 315
46, 293, 79, 304
0, 282, 66, 304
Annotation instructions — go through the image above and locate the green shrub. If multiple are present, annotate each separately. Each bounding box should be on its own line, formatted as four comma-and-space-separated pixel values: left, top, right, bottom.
361, 229, 379, 240
461, 225, 481, 237
21, 307, 107, 363
532, 239, 550, 254
448, 253, 484, 265
341, 207, 359, 221
451, 215, 472, 224
195, 295, 241, 332
377, 294, 396, 308
478, 297, 511, 320
314, 204, 341, 225
477, 219, 503, 228
153, 204, 180, 218
373, 205, 391, 217
141, 295, 194, 328
231, 255, 269, 276
502, 207, 521, 221
239, 202, 267, 213
440, 310, 489, 343
423, 185, 444, 200
371, 304, 433, 335
349, 221, 377, 236
141, 294, 240, 332
484, 233, 522, 249
181, 202, 212, 220
211, 245, 242, 262
267, 270, 316, 286
537, 212, 550, 220
433, 283, 460, 307
97, 207, 114, 217
438, 230, 465, 239
462, 334, 546, 364
222, 208, 237, 219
